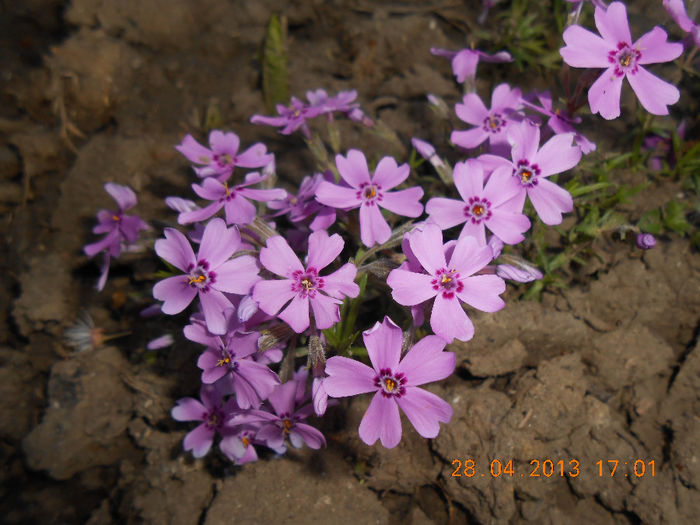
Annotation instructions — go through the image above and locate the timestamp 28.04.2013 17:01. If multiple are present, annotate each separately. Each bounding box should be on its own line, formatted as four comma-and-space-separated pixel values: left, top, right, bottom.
450, 459, 657, 479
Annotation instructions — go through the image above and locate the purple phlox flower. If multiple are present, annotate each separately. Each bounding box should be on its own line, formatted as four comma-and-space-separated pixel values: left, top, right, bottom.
220, 423, 262, 464
146, 334, 174, 350
152, 218, 261, 335
324, 316, 456, 448
233, 380, 326, 451
316, 149, 424, 247
636, 233, 657, 249
184, 315, 280, 409
252, 230, 360, 333
430, 47, 513, 83
171, 384, 239, 458
178, 171, 287, 226
450, 83, 523, 151
306, 88, 359, 115
84, 183, 150, 291
663, 0, 700, 47
176, 130, 274, 180
426, 159, 531, 246
267, 171, 337, 231
494, 254, 544, 282
477, 120, 581, 226
251, 92, 326, 136
560, 2, 683, 119
523, 91, 596, 154
386, 224, 506, 342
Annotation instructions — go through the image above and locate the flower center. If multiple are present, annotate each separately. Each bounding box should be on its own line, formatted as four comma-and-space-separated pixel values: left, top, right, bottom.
482, 113, 505, 133
186, 260, 216, 292
357, 183, 382, 205
112, 214, 121, 222
608, 42, 641, 76
431, 268, 464, 299
206, 409, 223, 430
374, 368, 407, 398
291, 268, 324, 298
514, 160, 540, 187
464, 196, 492, 224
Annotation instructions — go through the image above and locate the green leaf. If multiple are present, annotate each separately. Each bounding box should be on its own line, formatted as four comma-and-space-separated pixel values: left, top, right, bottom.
262, 14, 289, 112
663, 200, 691, 236
637, 209, 662, 235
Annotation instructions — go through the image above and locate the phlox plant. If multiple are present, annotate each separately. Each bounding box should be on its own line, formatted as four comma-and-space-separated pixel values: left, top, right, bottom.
78, 0, 693, 463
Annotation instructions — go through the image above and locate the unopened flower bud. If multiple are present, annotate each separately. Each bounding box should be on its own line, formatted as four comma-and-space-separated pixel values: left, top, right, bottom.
636, 233, 656, 250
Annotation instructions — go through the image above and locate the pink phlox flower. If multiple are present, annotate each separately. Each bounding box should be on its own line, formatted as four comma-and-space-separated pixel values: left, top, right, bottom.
178, 171, 287, 226
523, 91, 596, 154
386, 224, 506, 342
426, 159, 531, 246
316, 149, 424, 247
477, 120, 581, 226
251, 94, 325, 137
324, 316, 456, 448
267, 171, 337, 231
450, 83, 524, 151
171, 384, 240, 458
560, 1, 683, 119
252, 230, 360, 333
663, 0, 700, 48
83, 183, 150, 291
152, 218, 261, 335
233, 380, 326, 451
184, 313, 280, 409
220, 423, 264, 464
306, 88, 359, 115
430, 47, 513, 83
176, 130, 273, 180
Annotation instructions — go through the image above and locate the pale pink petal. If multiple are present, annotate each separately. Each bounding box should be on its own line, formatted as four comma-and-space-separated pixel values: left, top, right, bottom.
193, 178, 226, 200
235, 360, 280, 406
307, 230, 343, 270
588, 68, 623, 120
315, 181, 360, 209
359, 203, 391, 247
310, 292, 342, 330
527, 178, 574, 225
451, 49, 479, 82
324, 356, 377, 397
259, 236, 304, 277
336, 149, 371, 188
595, 1, 631, 45
183, 424, 215, 458
663, 0, 695, 32
455, 93, 489, 125
235, 143, 274, 168
482, 166, 523, 207
396, 387, 453, 438
363, 317, 402, 371
636, 26, 683, 65
178, 201, 223, 225
197, 218, 238, 268
171, 397, 207, 421
267, 381, 296, 417
372, 157, 409, 190
278, 293, 310, 333
430, 294, 474, 342
224, 195, 257, 225
453, 159, 485, 202
456, 275, 505, 312
358, 393, 402, 448
486, 209, 530, 244
212, 255, 260, 294
155, 228, 196, 271
560, 26, 613, 68
425, 197, 467, 230
396, 336, 454, 386
379, 187, 424, 217
153, 276, 197, 314
252, 279, 296, 316
199, 289, 232, 334
490, 83, 521, 110
209, 130, 240, 156
535, 133, 581, 178
386, 268, 437, 306
322, 263, 359, 298
448, 236, 493, 276
510, 120, 540, 163
626, 66, 680, 116
450, 128, 489, 150
407, 223, 447, 275
104, 183, 137, 210
289, 423, 326, 449
458, 220, 486, 246
176, 134, 212, 164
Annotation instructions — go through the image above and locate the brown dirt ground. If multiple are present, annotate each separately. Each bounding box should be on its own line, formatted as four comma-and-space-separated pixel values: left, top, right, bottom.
1, 1, 698, 524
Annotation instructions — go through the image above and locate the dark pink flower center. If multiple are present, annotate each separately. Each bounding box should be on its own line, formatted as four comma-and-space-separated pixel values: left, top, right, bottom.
214, 153, 233, 168
205, 407, 225, 430
514, 159, 540, 187
357, 183, 383, 206
431, 268, 464, 299
374, 368, 407, 398
215, 347, 238, 371
482, 113, 505, 134
291, 267, 324, 298
608, 42, 641, 76
464, 196, 492, 224
186, 260, 216, 292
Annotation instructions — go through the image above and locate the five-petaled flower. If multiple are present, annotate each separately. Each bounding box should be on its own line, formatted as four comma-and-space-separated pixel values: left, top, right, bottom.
324, 317, 455, 448
560, 1, 683, 119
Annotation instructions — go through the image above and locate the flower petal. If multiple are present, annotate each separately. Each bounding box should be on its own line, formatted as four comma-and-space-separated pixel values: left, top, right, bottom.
451, 127, 489, 150
252, 279, 296, 316
224, 194, 257, 225
309, 292, 342, 330
456, 275, 505, 312
178, 201, 223, 225
407, 223, 447, 275
105, 183, 137, 211
396, 336, 454, 386
199, 289, 233, 335
626, 66, 680, 116
486, 209, 530, 245
359, 202, 391, 247
213, 255, 260, 295
176, 134, 212, 164
588, 68, 623, 120
324, 356, 377, 397
491, 83, 521, 110
363, 317, 403, 371
322, 263, 359, 299
396, 387, 453, 438
595, 1, 631, 45
183, 424, 215, 458
315, 181, 360, 209
636, 26, 683, 65
386, 268, 437, 306
336, 149, 371, 188
155, 228, 196, 271
448, 235, 493, 277
379, 187, 424, 217
307, 230, 344, 271
289, 423, 326, 449
279, 293, 310, 333
560, 26, 612, 68
535, 133, 581, 178
430, 294, 474, 342
455, 93, 489, 125
259, 236, 304, 277
425, 197, 467, 230
198, 219, 238, 268
358, 393, 402, 448
509, 121, 540, 163
372, 157, 409, 190
527, 178, 574, 225
153, 276, 197, 314
172, 397, 207, 421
